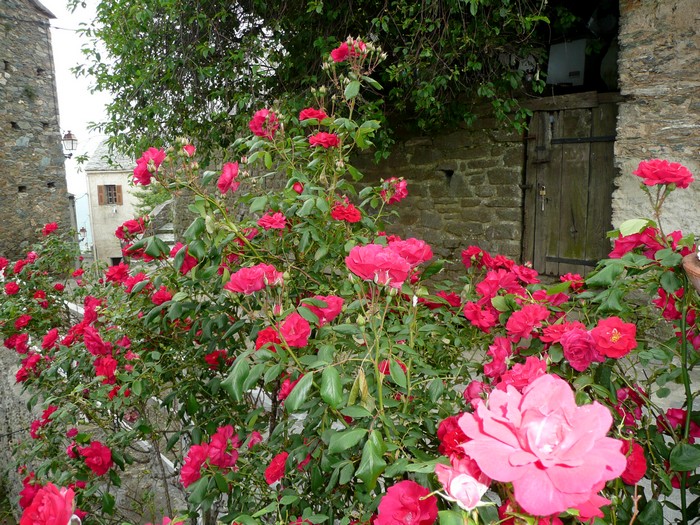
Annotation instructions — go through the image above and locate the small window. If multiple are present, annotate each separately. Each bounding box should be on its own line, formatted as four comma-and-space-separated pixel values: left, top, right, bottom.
110, 257, 123, 266
97, 184, 123, 205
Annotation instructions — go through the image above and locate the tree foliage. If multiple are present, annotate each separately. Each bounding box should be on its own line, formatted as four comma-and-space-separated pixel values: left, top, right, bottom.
71, 0, 549, 160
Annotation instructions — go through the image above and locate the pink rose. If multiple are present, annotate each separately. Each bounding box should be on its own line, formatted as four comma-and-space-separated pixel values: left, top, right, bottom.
463, 302, 498, 333
560, 327, 603, 372
591, 317, 637, 358
133, 147, 166, 185
633, 159, 694, 189
380, 177, 408, 205
460, 374, 626, 516
41, 222, 58, 236
249, 109, 279, 139
265, 451, 288, 484
19, 483, 74, 525
292, 182, 304, 194
309, 132, 340, 148
302, 295, 344, 326
224, 263, 283, 294
208, 425, 240, 469
375, 480, 438, 525
505, 303, 550, 341
279, 312, 311, 348
79, 441, 113, 476
330, 42, 350, 62
217, 162, 240, 194
170, 242, 198, 275
299, 108, 329, 121
496, 356, 547, 391
345, 244, 411, 289
388, 238, 433, 267
461, 246, 493, 269
247, 431, 263, 449
435, 457, 490, 511
180, 443, 209, 487
183, 144, 196, 157
257, 211, 287, 230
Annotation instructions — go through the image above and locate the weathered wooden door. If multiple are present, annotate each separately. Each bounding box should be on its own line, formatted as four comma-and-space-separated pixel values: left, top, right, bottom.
523, 93, 619, 276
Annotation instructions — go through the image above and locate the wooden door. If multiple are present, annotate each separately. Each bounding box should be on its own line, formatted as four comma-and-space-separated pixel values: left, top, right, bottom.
523, 93, 618, 276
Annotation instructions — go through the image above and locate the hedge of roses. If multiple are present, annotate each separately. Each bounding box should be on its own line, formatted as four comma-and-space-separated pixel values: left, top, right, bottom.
2, 37, 699, 525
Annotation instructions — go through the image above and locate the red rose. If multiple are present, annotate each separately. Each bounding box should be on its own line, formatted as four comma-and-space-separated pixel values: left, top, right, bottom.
224, 263, 283, 294
278, 376, 301, 402
249, 109, 279, 139
463, 302, 498, 333
170, 242, 198, 275
292, 182, 304, 194
496, 356, 548, 392
79, 441, 113, 476
41, 222, 58, 236
299, 108, 329, 121
505, 304, 550, 341
265, 451, 288, 484
345, 244, 411, 289
208, 425, 240, 469
19, 483, 74, 525
633, 159, 694, 189
309, 132, 340, 148
0, 257, 8, 271
5, 281, 20, 295
41, 328, 59, 351
105, 262, 130, 284
376, 480, 438, 525
331, 201, 362, 223
279, 312, 311, 348
151, 286, 173, 305
255, 326, 281, 351
591, 317, 637, 358
217, 162, 240, 194
621, 440, 647, 485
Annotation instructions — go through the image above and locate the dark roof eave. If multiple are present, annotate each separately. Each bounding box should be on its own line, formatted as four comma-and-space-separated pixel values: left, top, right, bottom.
27, 0, 56, 19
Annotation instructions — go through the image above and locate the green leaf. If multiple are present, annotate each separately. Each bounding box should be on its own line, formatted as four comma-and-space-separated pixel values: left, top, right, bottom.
586, 263, 624, 288
252, 501, 277, 518
184, 217, 206, 239
619, 218, 651, 236
428, 378, 444, 402
637, 499, 663, 525
131, 379, 143, 397
102, 492, 115, 515
264, 151, 272, 169
389, 359, 407, 388
669, 443, 700, 471
660, 271, 681, 293
297, 198, 315, 217
221, 354, 250, 402
188, 476, 209, 505
344, 80, 361, 100
321, 366, 343, 408
285, 373, 314, 412
438, 510, 465, 525
298, 306, 320, 324
329, 428, 367, 454
354, 430, 386, 489
361, 75, 383, 90
249, 196, 268, 213
279, 494, 299, 505
346, 165, 364, 181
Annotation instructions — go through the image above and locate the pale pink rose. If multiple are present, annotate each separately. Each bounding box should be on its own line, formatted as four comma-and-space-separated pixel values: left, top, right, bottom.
435, 457, 490, 511
345, 244, 411, 289
459, 374, 626, 517
388, 238, 433, 267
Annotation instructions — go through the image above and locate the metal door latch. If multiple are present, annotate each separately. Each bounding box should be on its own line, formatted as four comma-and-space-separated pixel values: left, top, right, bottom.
538, 185, 547, 211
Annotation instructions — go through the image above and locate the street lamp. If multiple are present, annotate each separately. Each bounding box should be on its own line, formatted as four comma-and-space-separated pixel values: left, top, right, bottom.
62, 131, 78, 159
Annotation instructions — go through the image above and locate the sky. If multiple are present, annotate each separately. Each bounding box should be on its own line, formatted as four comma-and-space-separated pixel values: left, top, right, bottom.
40, 0, 113, 238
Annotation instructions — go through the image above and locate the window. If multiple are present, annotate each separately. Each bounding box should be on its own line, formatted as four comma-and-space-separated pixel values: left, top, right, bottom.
97, 184, 123, 205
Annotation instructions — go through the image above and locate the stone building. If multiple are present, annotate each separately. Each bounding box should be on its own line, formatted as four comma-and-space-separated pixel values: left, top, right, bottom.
0, 0, 73, 261
356, 0, 699, 277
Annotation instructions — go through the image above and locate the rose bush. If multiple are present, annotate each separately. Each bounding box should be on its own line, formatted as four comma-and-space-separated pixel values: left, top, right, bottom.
1, 39, 699, 525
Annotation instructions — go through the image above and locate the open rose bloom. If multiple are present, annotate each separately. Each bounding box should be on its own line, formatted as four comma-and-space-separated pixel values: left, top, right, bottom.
458, 374, 626, 517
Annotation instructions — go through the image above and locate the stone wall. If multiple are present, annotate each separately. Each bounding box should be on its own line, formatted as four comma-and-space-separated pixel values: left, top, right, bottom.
0, 0, 72, 261
614, 0, 700, 236
354, 121, 525, 272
